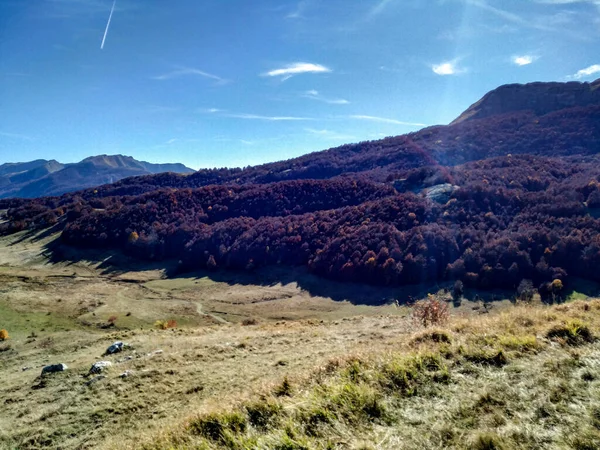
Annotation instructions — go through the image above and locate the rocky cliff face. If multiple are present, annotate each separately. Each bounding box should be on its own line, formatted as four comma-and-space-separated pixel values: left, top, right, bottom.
452, 78, 600, 124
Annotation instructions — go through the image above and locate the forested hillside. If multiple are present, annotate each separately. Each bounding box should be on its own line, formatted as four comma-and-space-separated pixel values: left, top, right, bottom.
2, 79, 600, 295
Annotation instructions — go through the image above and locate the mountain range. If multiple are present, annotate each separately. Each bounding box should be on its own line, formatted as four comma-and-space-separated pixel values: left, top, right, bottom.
0, 154, 194, 199
1, 78, 600, 295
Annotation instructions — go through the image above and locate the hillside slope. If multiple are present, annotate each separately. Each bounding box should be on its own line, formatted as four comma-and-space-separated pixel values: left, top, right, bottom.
1, 79, 600, 295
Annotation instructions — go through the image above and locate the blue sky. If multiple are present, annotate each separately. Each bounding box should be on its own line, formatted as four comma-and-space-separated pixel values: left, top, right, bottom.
1, 0, 599, 169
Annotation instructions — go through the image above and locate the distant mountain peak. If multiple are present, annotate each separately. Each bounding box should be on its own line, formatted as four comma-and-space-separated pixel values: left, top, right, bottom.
0, 154, 194, 199
452, 78, 600, 125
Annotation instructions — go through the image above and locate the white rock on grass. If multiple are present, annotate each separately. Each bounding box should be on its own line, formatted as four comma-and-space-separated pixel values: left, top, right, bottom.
119, 370, 134, 378
89, 361, 113, 375
41, 363, 68, 375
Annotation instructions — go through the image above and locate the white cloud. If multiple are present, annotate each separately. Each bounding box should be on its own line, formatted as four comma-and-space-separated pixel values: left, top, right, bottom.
431, 60, 465, 75
153, 67, 225, 83
303, 90, 349, 105
350, 115, 427, 127
571, 64, 600, 78
513, 55, 536, 66
0, 131, 35, 141
264, 62, 331, 80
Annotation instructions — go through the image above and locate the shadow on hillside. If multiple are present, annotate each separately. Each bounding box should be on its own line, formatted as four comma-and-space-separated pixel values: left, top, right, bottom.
40, 240, 450, 306
41, 239, 600, 307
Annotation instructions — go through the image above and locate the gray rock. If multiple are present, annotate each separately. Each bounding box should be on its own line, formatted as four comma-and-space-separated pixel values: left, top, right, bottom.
104, 341, 124, 355
119, 370, 134, 378
41, 363, 68, 375
89, 361, 112, 375
423, 184, 459, 204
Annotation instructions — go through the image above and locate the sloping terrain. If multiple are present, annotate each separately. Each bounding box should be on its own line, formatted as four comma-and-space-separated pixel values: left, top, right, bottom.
1, 80, 600, 298
0, 229, 597, 450
0, 155, 194, 199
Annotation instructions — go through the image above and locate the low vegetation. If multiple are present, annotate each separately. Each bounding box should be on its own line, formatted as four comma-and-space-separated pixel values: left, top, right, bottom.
136, 300, 600, 450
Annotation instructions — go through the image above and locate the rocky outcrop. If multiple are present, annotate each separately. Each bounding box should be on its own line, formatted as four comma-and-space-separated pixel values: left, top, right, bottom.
89, 361, 113, 375
104, 341, 125, 356
41, 363, 68, 375
452, 78, 600, 125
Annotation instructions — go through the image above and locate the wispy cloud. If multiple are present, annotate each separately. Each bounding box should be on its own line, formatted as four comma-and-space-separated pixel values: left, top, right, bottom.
153, 67, 226, 83
223, 113, 313, 121
369, 0, 394, 17
535, 0, 600, 7
303, 90, 349, 105
465, 0, 533, 28
512, 55, 537, 66
431, 60, 466, 76
0, 131, 35, 141
570, 64, 600, 79
306, 128, 356, 140
264, 62, 331, 80
465, 0, 594, 36
350, 115, 427, 127
286, 0, 309, 19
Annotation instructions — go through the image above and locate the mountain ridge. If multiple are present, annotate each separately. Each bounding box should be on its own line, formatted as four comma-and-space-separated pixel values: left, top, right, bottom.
451, 77, 600, 125
0, 154, 194, 199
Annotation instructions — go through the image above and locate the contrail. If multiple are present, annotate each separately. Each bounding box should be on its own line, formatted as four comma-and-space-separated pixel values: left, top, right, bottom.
100, 0, 117, 50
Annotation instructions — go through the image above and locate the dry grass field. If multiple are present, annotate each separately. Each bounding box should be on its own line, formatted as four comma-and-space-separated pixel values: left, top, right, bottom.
0, 230, 599, 449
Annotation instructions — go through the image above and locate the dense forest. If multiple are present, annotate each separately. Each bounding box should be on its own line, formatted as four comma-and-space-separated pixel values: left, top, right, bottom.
2, 80, 600, 296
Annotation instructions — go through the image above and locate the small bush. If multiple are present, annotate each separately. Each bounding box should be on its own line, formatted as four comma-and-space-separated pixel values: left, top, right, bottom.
188, 411, 247, 442
472, 432, 510, 450
411, 329, 452, 345
0, 329, 8, 341
242, 318, 259, 326
413, 295, 449, 327
546, 320, 594, 346
274, 377, 293, 397
462, 348, 508, 367
497, 335, 540, 353
453, 280, 464, 300
245, 398, 281, 429
517, 279, 535, 302
154, 319, 178, 330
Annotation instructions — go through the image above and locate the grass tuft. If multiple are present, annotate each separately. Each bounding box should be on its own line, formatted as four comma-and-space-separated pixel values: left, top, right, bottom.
187, 410, 247, 443
546, 320, 594, 346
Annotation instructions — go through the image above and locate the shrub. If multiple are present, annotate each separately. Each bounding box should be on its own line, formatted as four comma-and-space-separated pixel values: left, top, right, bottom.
188, 410, 247, 442
413, 295, 449, 327
245, 398, 281, 429
452, 280, 464, 300
546, 320, 594, 346
472, 432, 510, 450
411, 329, 452, 345
462, 348, 508, 367
517, 279, 535, 302
0, 329, 8, 341
155, 319, 178, 330
274, 376, 293, 397
242, 318, 258, 326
